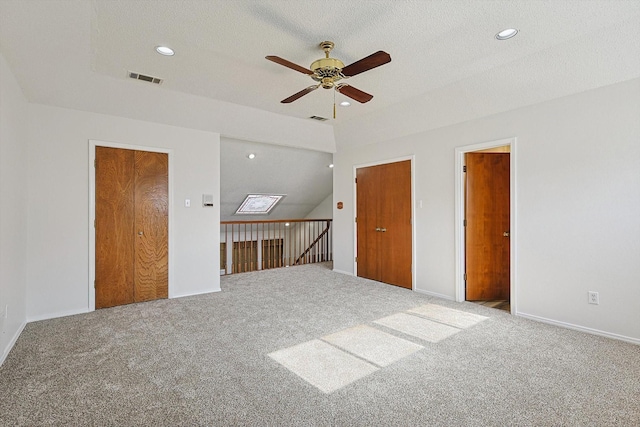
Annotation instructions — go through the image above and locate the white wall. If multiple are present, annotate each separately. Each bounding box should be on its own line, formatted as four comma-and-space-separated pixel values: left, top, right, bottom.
305, 193, 333, 219
0, 53, 28, 363
333, 78, 640, 342
26, 104, 220, 321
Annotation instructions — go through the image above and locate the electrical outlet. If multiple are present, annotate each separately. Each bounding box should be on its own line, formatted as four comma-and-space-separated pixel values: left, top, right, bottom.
588, 291, 599, 305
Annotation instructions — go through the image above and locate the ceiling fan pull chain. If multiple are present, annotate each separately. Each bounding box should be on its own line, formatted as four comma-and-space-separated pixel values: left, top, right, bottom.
333, 88, 337, 119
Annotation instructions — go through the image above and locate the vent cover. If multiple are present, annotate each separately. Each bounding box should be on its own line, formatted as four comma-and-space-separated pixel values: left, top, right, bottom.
128, 71, 163, 85
309, 115, 328, 122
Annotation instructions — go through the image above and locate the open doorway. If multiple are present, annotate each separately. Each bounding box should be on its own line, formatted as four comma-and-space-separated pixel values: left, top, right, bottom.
455, 138, 516, 314
219, 137, 333, 275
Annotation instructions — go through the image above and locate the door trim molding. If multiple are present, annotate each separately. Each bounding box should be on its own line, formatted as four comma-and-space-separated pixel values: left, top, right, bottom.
353, 155, 416, 291
88, 140, 174, 312
454, 138, 517, 314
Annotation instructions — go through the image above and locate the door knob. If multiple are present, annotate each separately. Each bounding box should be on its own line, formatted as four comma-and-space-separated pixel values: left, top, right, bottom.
380, 228, 387, 232
138, 231, 143, 236
375, 227, 381, 232
503, 231, 510, 237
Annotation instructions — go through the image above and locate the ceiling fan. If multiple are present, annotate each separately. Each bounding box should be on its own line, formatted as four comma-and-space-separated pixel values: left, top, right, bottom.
266, 41, 391, 105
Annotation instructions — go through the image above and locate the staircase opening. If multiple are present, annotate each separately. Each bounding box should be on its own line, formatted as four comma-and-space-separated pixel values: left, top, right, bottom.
220, 219, 332, 275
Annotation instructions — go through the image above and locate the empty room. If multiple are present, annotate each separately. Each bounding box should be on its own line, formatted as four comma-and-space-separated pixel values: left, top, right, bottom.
1, 1, 639, 425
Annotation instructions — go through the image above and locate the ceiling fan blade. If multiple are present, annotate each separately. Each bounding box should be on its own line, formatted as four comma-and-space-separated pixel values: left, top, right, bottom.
341, 51, 391, 77
281, 85, 320, 103
266, 55, 314, 75
336, 84, 373, 103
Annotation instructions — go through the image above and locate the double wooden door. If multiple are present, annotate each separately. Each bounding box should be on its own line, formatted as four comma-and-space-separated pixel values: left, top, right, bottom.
356, 160, 412, 289
95, 147, 169, 309
465, 152, 510, 300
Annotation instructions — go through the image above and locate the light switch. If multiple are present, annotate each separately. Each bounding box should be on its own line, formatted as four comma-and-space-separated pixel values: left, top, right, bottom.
185, 199, 191, 208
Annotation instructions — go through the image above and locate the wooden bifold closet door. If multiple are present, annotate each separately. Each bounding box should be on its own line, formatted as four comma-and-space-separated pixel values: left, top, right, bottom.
95, 147, 168, 309
356, 160, 412, 289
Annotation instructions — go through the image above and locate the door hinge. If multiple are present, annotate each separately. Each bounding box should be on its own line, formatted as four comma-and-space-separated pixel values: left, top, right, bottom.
94, 280, 96, 288
463, 165, 466, 173
355, 217, 357, 223
355, 178, 357, 184
355, 257, 358, 262
463, 219, 467, 227
463, 273, 467, 281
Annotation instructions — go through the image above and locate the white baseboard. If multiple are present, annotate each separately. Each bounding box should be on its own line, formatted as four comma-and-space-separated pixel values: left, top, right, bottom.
413, 288, 455, 301
332, 269, 353, 276
27, 308, 89, 323
1, 320, 27, 367
171, 289, 221, 299
517, 312, 640, 345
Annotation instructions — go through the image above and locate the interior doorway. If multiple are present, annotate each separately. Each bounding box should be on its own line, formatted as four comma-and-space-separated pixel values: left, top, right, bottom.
88, 140, 173, 312
94, 146, 169, 309
465, 150, 510, 310
455, 139, 516, 314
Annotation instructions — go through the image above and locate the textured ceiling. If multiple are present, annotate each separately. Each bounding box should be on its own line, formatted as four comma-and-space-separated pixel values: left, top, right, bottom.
1, 0, 639, 133
1, 1, 639, 218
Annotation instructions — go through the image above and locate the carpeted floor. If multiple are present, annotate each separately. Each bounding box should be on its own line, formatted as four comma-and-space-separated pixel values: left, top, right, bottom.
1, 263, 638, 426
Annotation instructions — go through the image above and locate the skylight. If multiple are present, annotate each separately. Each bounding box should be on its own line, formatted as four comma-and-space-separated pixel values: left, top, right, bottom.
235, 194, 285, 215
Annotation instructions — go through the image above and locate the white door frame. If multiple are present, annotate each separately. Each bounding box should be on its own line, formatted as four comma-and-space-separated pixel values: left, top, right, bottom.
353, 155, 416, 290
454, 138, 517, 313
88, 140, 174, 312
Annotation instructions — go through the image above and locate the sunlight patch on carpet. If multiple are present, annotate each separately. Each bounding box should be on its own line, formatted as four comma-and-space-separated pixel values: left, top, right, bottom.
407, 304, 489, 329
374, 313, 461, 342
268, 339, 378, 394
322, 325, 424, 367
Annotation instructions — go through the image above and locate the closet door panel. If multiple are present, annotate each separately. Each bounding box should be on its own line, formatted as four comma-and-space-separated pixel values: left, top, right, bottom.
356, 165, 381, 281
378, 160, 412, 289
133, 151, 169, 302
95, 147, 135, 308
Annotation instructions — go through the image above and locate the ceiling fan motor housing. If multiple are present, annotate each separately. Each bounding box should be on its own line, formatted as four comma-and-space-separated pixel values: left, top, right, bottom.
310, 57, 345, 88
266, 40, 390, 103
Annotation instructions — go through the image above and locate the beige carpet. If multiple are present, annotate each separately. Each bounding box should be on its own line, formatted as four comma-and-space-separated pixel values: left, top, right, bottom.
1, 263, 638, 426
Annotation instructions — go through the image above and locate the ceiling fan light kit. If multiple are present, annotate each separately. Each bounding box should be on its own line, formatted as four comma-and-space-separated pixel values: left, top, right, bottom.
266, 40, 391, 112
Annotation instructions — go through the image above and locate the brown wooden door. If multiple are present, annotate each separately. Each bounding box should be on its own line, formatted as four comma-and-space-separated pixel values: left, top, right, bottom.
95, 147, 168, 309
356, 165, 381, 282
133, 151, 169, 302
233, 240, 258, 273
262, 238, 283, 270
465, 153, 510, 300
357, 160, 412, 289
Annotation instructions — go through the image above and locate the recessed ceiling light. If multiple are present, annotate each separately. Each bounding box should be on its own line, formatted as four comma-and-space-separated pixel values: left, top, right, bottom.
339, 101, 351, 107
247, 153, 256, 159
285, 222, 290, 227
155, 46, 175, 56
328, 164, 334, 168
495, 28, 518, 40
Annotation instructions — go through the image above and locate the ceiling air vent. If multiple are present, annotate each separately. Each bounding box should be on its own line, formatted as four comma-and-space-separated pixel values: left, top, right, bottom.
309, 115, 328, 122
128, 71, 163, 85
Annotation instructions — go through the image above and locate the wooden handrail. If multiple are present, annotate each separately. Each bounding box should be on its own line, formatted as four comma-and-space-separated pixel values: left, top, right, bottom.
221, 218, 331, 225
